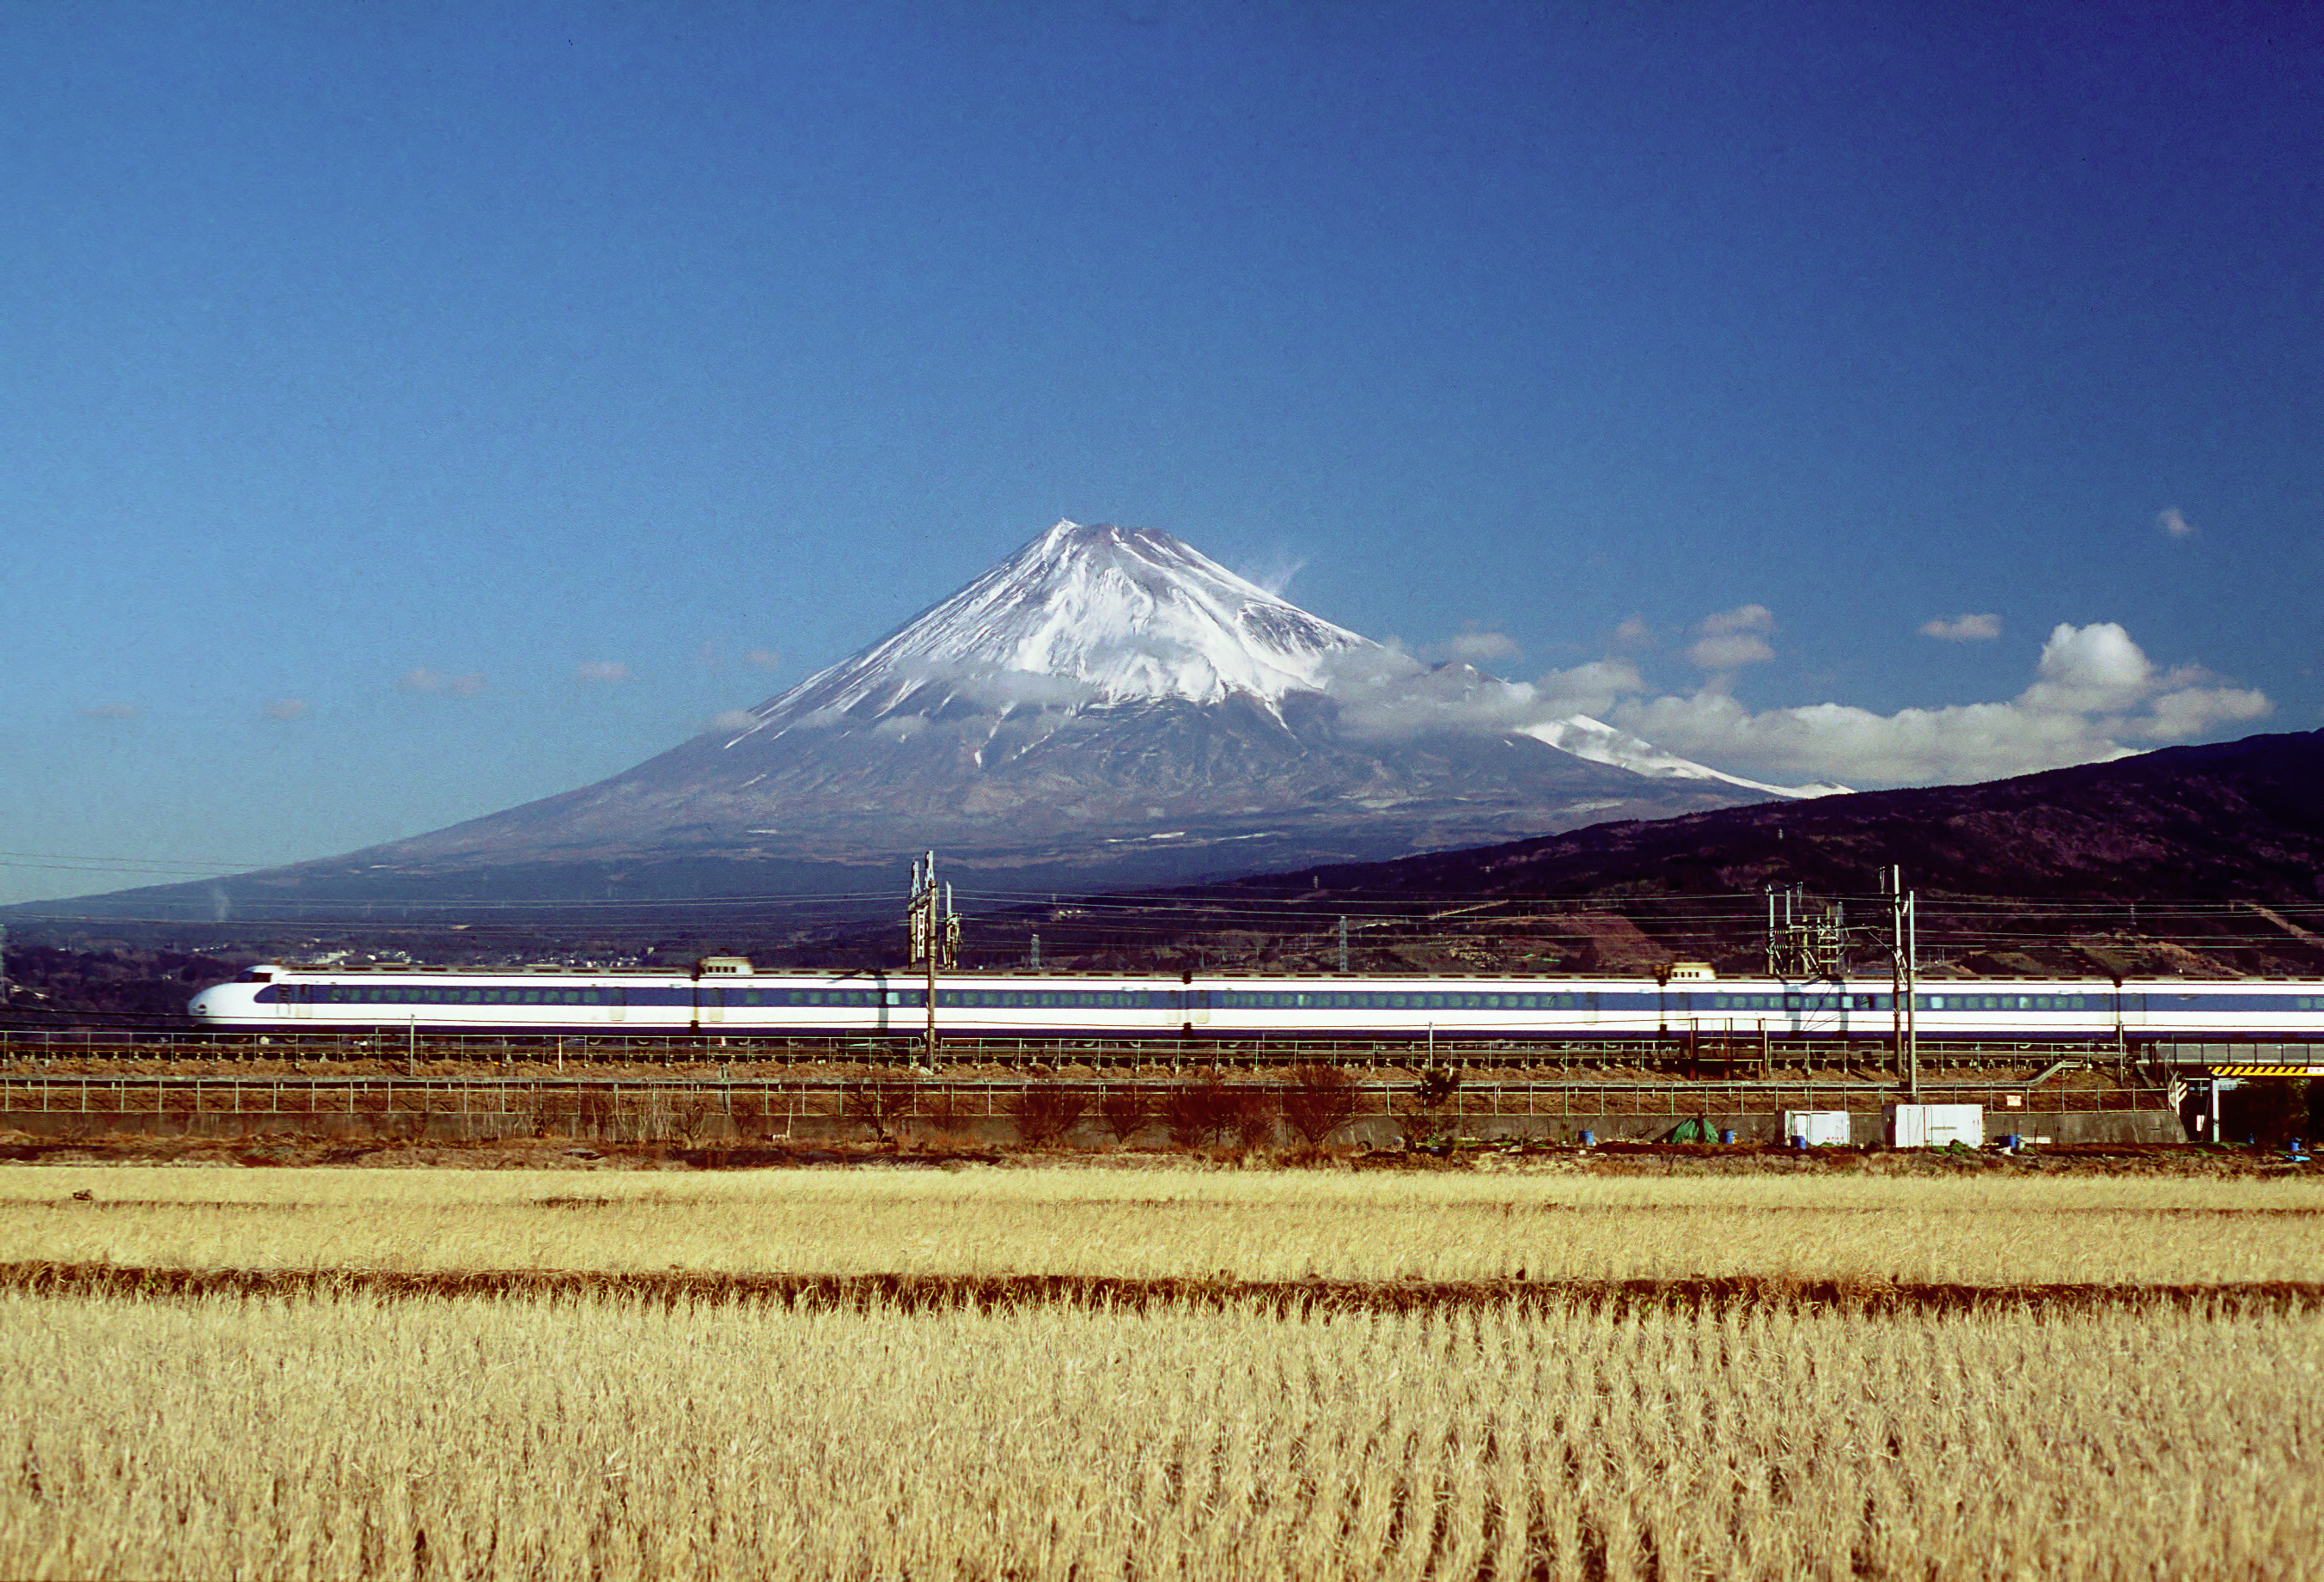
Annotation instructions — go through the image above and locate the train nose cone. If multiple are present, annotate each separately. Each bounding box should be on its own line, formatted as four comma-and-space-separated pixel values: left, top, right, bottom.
188, 986, 220, 1020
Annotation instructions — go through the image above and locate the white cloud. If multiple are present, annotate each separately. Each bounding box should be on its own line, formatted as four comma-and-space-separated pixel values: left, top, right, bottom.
1321, 617, 2269, 789
78, 703, 140, 720
576, 661, 631, 684
2158, 507, 2195, 539
1611, 616, 1654, 650
399, 669, 485, 697
1685, 605, 1776, 671
711, 708, 761, 734
744, 647, 783, 671
1427, 629, 1522, 665
1236, 550, 1308, 597
1607, 621, 2269, 786
1920, 613, 2002, 641
263, 699, 307, 721
1533, 657, 1646, 718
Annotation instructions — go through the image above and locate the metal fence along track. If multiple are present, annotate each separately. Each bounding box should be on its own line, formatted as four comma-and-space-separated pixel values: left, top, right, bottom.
0, 1072, 2172, 1125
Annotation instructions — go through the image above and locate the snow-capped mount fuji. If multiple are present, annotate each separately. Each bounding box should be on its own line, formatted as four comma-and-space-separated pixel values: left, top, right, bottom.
83, 522, 1833, 918
737, 521, 1369, 726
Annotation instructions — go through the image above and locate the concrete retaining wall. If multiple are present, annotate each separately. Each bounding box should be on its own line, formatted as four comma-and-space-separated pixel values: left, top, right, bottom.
0, 1107, 2186, 1149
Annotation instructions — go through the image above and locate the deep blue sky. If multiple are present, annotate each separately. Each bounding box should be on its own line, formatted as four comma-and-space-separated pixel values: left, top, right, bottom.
5, 1, 2319, 902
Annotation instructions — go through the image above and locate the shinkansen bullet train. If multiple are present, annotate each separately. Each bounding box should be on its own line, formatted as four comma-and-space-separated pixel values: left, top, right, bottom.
186, 958, 2324, 1046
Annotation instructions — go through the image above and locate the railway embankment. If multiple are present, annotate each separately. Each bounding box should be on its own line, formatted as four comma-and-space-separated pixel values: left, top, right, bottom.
0, 1067, 2184, 1149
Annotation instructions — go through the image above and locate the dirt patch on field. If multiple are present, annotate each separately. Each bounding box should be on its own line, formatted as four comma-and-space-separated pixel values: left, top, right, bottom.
5, 1261, 2320, 1317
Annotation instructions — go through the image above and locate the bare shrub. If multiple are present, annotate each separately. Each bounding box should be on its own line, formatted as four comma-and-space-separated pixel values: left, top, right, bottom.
1162, 1081, 1235, 1150
1098, 1089, 1152, 1145
1231, 1090, 1278, 1152
1003, 1086, 1088, 1149
914, 1086, 973, 1142
674, 1094, 721, 1147
729, 1089, 778, 1142
1280, 1064, 1359, 1146
842, 1083, 917, 1144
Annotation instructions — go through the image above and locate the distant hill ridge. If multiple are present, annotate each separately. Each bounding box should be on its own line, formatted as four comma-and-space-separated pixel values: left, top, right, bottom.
1195, 729, 2324, 906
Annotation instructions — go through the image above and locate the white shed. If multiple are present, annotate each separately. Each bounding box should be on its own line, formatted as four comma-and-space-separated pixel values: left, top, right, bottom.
1888, 1103, 1984, 1148
1782, 1109, 1852, 1146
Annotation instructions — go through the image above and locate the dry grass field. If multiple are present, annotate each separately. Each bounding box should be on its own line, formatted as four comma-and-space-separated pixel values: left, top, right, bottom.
3, 1164, 2321, 1579
0, 1164, 2321, 1285
3, 1292, 2321, 1579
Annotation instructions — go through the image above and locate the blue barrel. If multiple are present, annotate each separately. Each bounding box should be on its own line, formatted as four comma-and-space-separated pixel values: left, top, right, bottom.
1719, 1129, 1737, 1145
2003, 1134, 2022, 1151
1790, 1134, 1806, 1150
1578, 1129, 1595, 1147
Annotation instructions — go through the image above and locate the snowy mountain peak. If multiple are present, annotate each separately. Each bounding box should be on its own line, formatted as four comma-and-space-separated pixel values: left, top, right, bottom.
737, 520, 1374, 735
715, 518, 1833, 802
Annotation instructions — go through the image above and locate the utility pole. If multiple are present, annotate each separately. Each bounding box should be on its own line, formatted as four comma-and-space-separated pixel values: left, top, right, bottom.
1882, 866, 1918, 1096
1338, 916, 1349, 974
907, 852, 959, 1065
1767, 883, 1845, 979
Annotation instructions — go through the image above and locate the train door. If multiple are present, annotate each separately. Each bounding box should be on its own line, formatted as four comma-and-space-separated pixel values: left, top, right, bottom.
1179, 981, 1211, 1035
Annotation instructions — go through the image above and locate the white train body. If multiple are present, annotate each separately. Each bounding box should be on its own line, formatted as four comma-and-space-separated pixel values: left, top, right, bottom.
186, 962, 2324, 1045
